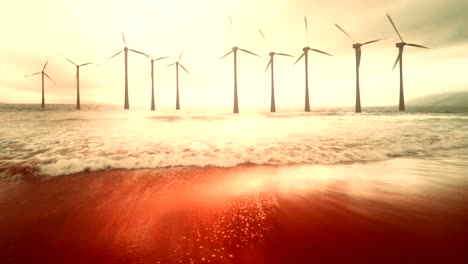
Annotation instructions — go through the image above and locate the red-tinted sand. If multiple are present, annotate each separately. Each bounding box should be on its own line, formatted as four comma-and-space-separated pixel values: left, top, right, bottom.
1, 161, 467, 263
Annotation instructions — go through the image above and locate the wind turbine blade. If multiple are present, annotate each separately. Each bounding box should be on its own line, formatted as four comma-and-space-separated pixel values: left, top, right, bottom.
265, 58, 272, 73
334, 24, 357, 43
357, 48, 361, 68
79, 62, 94, 67
97, 50, 123, 66
43, 59, 49, 71
178, 51, 184, 61
310, 49, 333, 56
392, 52, 401, 71
276, 53, 293, 57
229, 16, 236, 44
293, 53, 305, 66
386, 14, 404, 42
219, 51, 233, 60
44, 72, 56, 84
107, 50, 124, 60
121, 32, 127, 46
239, 49, 260, 57
60, 53, 76, 66
166, 63, 176, 67
24, 72, 41, 78
155, 56, 169, 61
259, 29, 272, 50
259, 29, 266, 41
362, 38, 388, 45
407, 43, 430, 49
179, 64, 190, 75
129, 49, 150, 58
305, 16, 309, 46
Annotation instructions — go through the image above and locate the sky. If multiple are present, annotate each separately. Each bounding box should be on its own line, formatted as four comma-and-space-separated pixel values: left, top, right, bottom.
0, 0, 467, 108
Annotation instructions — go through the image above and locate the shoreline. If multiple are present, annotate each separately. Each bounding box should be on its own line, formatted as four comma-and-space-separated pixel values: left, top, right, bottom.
1, 159, 467, 263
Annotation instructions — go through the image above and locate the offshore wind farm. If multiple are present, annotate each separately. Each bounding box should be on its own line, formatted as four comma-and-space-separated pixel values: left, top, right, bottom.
1, 0, 467, 263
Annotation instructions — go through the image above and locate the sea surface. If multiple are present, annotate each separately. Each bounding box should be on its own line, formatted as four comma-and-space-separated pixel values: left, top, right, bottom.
1, 104, 467, 178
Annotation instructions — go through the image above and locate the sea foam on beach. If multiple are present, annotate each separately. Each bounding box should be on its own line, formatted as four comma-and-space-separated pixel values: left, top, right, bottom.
0, 104, 467, 177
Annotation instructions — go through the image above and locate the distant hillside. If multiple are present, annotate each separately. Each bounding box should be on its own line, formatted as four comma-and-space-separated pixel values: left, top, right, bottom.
408, 91, 468, 107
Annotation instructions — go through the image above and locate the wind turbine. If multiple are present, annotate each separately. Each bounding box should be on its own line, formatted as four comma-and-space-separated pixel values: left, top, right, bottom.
387, 14, 429, 111
60, 54, 93, 110
334, 24, 386, 113
259, 29, 293, 113
219, 16, 260, 114
132, 52, 169, 111
99, 29, 149, 110
294, 16, 333, 112
24, 58, 55, 108
166, 51, 190, 110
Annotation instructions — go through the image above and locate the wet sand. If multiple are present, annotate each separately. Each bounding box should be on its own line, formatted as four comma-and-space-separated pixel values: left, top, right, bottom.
1, 159, 467, 263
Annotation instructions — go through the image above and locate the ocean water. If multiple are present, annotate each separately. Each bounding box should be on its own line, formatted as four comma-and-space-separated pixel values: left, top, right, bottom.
1, 104, 467, 177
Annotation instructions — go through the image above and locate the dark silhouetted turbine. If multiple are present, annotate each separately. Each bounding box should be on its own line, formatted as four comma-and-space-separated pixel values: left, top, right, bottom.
219, 16, 260, 114
98, 28, 149, 110
24, 58, 55, 109
334, 24, 387, 113
294, 16, 333, 112
387, 14, 429, 111
60, 54, 93, 110
259, 29, 293, 113
131, 52, 168, 111
167, 51, 190, 110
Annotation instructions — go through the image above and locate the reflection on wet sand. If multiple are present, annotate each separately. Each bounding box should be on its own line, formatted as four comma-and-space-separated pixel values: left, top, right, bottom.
0, 158, 467, 263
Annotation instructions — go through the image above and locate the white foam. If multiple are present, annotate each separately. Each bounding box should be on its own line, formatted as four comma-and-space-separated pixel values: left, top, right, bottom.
1, 107, 467, 176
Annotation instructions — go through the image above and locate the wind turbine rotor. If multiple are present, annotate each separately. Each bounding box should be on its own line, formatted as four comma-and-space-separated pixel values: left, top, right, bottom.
166, 63, 176, 67
79, 62, 94, 67
386, 14, 404, 42
178, 51, 184, 61
304, 16, 309, 46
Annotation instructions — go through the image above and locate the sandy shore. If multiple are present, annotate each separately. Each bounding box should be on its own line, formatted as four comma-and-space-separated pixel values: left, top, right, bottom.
1, 159, 467, 263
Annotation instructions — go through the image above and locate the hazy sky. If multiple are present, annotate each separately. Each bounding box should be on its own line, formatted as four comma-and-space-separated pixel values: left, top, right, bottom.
1, 0, 467, 108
